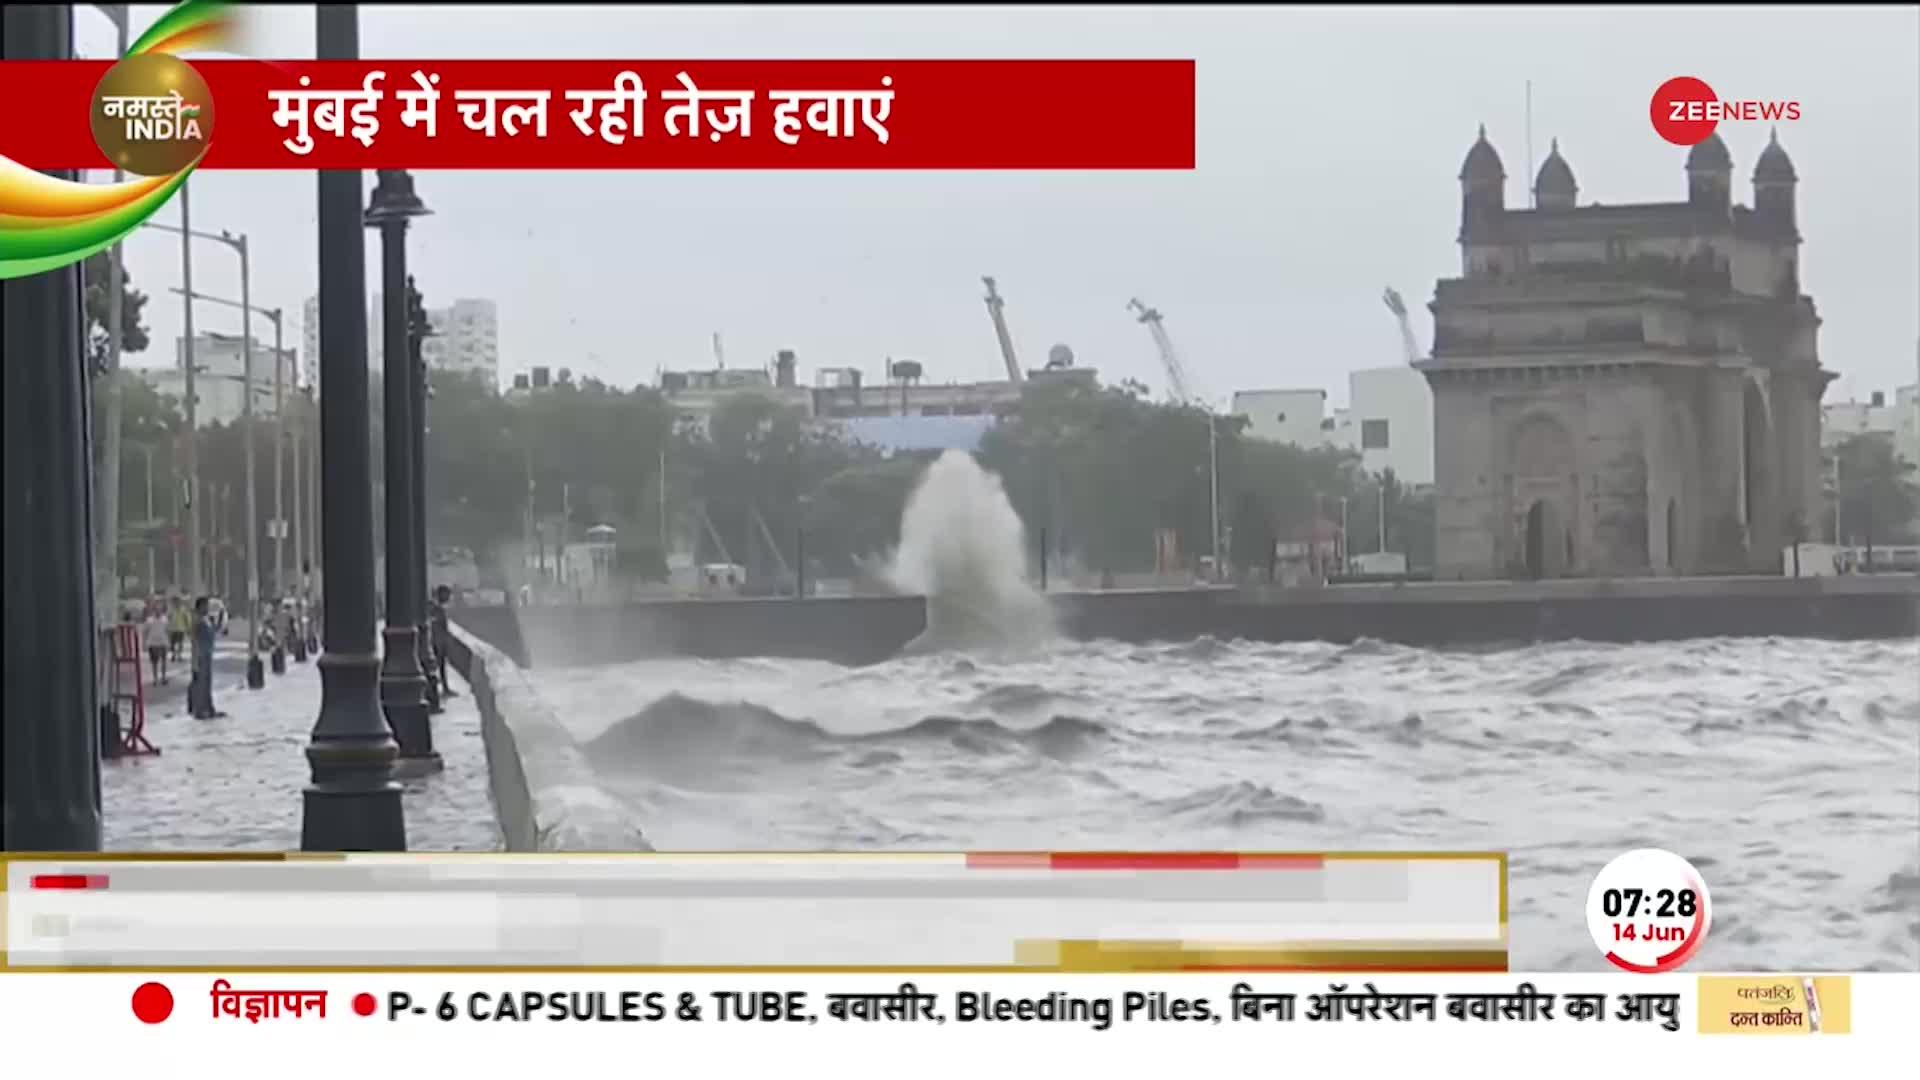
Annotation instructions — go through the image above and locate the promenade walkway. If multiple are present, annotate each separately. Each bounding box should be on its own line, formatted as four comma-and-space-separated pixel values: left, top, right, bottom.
102, 636, 500, 851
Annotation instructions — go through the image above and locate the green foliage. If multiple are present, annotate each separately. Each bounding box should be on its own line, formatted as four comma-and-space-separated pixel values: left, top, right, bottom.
978, 380, 1393, 574
1832, 434, 1920, 545
397, 369, 1428, 581
82, 250, 150, 375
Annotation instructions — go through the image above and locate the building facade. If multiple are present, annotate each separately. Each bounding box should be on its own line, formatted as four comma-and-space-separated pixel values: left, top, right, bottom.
308, 293, 498, 392
148, 332, 298, 428
1229, 370, 1435, 488
1230, 388, 1330, 448
1822, 392, 1902, 450
652, 351, 1099, 434
1322, 368, 1435, 487
1421, 128, 1829, 579
421, 298, 500, 390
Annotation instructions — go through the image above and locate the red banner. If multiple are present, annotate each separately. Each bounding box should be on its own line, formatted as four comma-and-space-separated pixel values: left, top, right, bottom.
2, 59, 1195, 170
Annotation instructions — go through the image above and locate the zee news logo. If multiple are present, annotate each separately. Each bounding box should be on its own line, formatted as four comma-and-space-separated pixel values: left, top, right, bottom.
1649, 76, 1800, 147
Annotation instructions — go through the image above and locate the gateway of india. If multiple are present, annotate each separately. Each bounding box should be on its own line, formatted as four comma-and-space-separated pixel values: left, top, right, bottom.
1419, 125, 1829, 580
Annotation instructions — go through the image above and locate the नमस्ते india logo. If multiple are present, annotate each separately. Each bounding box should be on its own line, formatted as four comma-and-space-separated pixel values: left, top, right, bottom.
89, 52, 216, 177
0, 0, 237, 280
1649, 76, 1799, 147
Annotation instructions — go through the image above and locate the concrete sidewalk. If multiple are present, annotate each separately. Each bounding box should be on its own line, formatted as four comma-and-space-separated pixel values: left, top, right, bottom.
102, 638, 500, 852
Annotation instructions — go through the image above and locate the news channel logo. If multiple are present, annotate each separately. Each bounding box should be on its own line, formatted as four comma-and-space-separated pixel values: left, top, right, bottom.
1649, 76, 1801, 147
89, 52, 216, 177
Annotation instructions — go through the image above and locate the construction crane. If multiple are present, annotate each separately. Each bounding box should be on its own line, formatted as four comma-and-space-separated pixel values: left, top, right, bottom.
1126, 296, 1219, 581
1382, 287, 1423, 364
1127, 298, 1196, 404
981, 276, 1024, 384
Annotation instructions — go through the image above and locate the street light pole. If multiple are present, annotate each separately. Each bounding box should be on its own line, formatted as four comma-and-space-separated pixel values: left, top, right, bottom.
179, 189, 202, 597
272, 311, 285, 603
133, 442, 157, 590
1339, 496, 1350, 572
306, 384, 321, 610
1206, 411, 1220, 581
231, 232, 265, 687
303, 3, 406, 852
144, 220, 263, 685
169, 286, 288, 656
1377, 478, 1387, 555
365, 170, 435, 774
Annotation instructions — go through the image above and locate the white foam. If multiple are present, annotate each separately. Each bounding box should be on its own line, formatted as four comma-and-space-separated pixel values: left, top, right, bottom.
886, 450, 1054, 653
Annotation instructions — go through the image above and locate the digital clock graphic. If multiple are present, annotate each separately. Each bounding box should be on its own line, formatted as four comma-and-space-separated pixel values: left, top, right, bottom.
1585, 848, 1713, 973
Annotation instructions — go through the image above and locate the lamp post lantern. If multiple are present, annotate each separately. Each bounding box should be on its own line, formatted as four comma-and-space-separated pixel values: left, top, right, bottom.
302, 3, 406, 852
364, 168, 437, 776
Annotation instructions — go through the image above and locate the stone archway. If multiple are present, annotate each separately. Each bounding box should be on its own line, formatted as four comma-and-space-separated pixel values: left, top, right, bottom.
1507, 413, 1577, 578
1524, 498, 1568, 579
1656, 401, 1700, 575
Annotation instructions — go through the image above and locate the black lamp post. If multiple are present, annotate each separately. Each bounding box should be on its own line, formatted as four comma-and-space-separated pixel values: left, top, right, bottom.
364, 169, 437, 778
3, 3, 102, 851
302, 4, 405, 852
408, 278, 445, 725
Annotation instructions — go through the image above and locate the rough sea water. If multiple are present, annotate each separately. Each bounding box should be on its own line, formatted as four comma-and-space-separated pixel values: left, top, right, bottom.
542, 452, 1920, 972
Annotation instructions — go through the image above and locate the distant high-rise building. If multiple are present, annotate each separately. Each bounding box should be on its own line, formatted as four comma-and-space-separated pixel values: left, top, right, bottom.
422, 298, 500, 390
304, 293, 498, 392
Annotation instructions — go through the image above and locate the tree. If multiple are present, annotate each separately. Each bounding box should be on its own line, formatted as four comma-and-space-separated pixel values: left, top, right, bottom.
404, 364, 1398, 590
83, 250, 152, 609
1228, 490, 1274, 580
978, 379, 1373, 578
82, 250, 150, 375
1833, 434, 1920, 548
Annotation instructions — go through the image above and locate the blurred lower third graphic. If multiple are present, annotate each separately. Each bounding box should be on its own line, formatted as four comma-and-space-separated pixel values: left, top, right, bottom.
2, 852, 1506, 971
1695, 976, 1853, 1035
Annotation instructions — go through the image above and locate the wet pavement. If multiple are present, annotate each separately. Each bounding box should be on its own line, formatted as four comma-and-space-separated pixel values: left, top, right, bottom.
102, 637, 501, 852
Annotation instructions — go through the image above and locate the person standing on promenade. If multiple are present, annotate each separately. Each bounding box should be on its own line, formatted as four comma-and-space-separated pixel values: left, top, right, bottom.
430, 584, 457, 699
189, 596, 226, 719
168, 594, 191, 662
143, 599, 171, 684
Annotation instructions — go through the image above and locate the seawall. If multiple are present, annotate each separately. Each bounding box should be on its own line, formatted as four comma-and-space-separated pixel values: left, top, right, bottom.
441, 626, 651, 852
452, 575, 1920, 669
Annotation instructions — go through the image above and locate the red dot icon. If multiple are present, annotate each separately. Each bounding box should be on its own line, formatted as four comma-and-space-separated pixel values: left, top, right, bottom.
1651, 76, 1719, 147
353, 993, 377, 1017
131, 981, 174, 1024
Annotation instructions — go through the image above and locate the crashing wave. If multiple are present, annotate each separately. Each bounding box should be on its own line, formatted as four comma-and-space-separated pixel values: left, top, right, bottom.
886, 450, 1054, 655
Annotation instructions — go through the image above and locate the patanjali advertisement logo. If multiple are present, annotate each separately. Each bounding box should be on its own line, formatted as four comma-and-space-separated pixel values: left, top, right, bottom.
90, 52, 216, 176
1650, 76, 1800, 147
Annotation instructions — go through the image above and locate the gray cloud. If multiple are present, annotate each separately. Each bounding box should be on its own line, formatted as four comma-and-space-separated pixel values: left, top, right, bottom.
83, 4, 1920, 403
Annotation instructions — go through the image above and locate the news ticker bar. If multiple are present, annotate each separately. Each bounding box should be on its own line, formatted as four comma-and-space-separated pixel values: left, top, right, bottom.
2, 853, 1506, 971
0, 973, 1872, 1040
3, 60, 1197, 170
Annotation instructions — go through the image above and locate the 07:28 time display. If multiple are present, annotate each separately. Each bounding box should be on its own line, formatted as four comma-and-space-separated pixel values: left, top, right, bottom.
1600, 887, 1698, 920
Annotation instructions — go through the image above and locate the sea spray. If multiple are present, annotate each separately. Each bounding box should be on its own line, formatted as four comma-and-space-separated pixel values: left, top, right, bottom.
888, 450, 1054, 654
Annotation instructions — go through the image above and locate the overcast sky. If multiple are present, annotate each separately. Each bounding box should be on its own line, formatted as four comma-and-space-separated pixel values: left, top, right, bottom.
81, 4, 1920, 406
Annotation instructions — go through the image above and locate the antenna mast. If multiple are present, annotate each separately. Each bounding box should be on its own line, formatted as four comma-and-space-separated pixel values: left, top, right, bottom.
1526, 80, 1535, 209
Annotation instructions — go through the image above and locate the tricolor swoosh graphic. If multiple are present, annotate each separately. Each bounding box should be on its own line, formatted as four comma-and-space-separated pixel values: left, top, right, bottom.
0, 0, 239, 280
